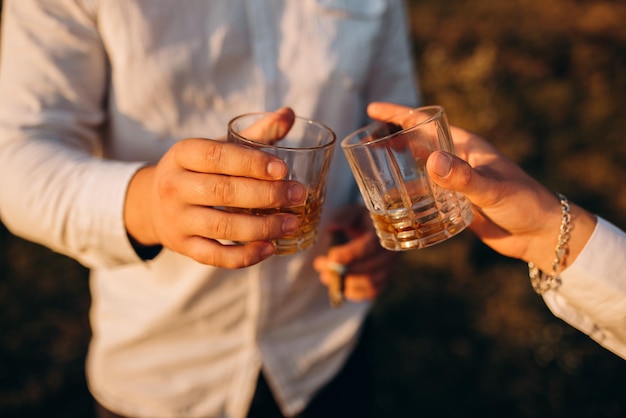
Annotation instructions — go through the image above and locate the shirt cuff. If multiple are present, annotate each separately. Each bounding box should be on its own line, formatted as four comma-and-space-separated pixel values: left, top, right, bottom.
72, 159, 150, 268
543, 217, 626, 359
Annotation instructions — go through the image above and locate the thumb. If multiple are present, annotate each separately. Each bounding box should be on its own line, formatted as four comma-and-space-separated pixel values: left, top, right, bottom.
426, 151, 499, 207
238, 107, 295, 145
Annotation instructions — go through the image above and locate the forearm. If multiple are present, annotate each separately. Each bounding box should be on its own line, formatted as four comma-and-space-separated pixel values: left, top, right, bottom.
0, 138, 145, 268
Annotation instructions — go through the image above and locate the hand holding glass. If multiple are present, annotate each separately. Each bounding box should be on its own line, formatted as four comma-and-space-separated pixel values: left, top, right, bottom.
341, 105, 474, 251
227, 112, 336, 255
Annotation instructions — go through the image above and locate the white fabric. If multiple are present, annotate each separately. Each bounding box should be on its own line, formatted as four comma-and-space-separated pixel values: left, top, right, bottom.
0, 0, 418, 417
543, 217, 626, 360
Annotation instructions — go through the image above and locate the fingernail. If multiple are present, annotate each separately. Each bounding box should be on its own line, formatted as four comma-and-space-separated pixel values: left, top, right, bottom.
282, 216, 300, 234
432, 152, 452, 177
287, 183, 306, 204
267, 160, 286, 179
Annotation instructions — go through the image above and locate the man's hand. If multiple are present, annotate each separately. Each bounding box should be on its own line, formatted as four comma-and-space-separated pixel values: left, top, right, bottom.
314, 205, 397, 303
124, 109, 309, 268
367, 102, 597, 272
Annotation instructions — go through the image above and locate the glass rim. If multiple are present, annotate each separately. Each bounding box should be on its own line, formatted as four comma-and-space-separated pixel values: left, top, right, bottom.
228, 111, 336, 150
341, 105, 445, 149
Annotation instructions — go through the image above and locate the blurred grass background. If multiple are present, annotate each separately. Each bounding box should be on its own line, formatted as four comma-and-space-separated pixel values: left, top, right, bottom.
2, 0, 626, 417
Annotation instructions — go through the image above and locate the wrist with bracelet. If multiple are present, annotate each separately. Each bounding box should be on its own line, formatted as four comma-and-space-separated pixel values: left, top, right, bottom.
528, 192, 572, 295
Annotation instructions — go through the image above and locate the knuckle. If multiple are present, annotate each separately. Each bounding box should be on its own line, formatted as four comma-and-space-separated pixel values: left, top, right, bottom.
260, 216, 278, 238
187, 244, 211, 264
208, 247, 261, 269
157, 172, 178, 199
456, 161, 473, 187
210, 215, 234, 239
171, 138, 196, 163
186, 240, 232, 268
169, 140, 185, 161
240, 152, 256, 172
203, 140, 225, 163
183, 235, 263, 269
264, 184, 282, 207
196, 252, 223, 268
239, 250, 260, 268
210, 178, 237, 206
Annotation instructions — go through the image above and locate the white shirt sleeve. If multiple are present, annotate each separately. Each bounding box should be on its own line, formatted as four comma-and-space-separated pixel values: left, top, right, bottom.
542, 217, 626, 359
0, 0, 145, 268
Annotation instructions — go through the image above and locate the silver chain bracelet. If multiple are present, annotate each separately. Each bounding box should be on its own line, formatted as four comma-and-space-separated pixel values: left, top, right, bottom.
528, 193, 572, 295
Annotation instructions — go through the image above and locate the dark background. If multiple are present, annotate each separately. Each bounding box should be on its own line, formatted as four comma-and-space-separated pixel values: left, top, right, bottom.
2, 0, 626, 417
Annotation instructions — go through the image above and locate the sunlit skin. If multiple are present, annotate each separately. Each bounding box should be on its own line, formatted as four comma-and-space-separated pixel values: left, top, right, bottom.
367, 102, 597, 274
124, 108, 308, 269
122, 102, 399, 300
317, 101, 598, 303
314, 204, 398, 302
126, 101, 596, 298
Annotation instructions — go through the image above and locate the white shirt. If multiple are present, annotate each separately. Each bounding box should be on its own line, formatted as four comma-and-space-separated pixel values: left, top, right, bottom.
544, 217, 626, 360
0, 0, 419, 417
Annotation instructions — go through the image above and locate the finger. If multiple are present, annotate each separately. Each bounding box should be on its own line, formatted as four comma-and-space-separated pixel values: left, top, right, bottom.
316, 257, 388, 301
366, 102, 437, 139
237, 107, 296, 144
166, 171, 307, 208
180, 237, 276, 268
172, 138, 288, 180
179, 205, 301, 242
426, 150, 507, 208
326, 230, 381, 266
316, 240, 395, 286
348, 248, 396, 276
447, 126, 504, 165
367, 102, 412, 122
342, 270, 389, 301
